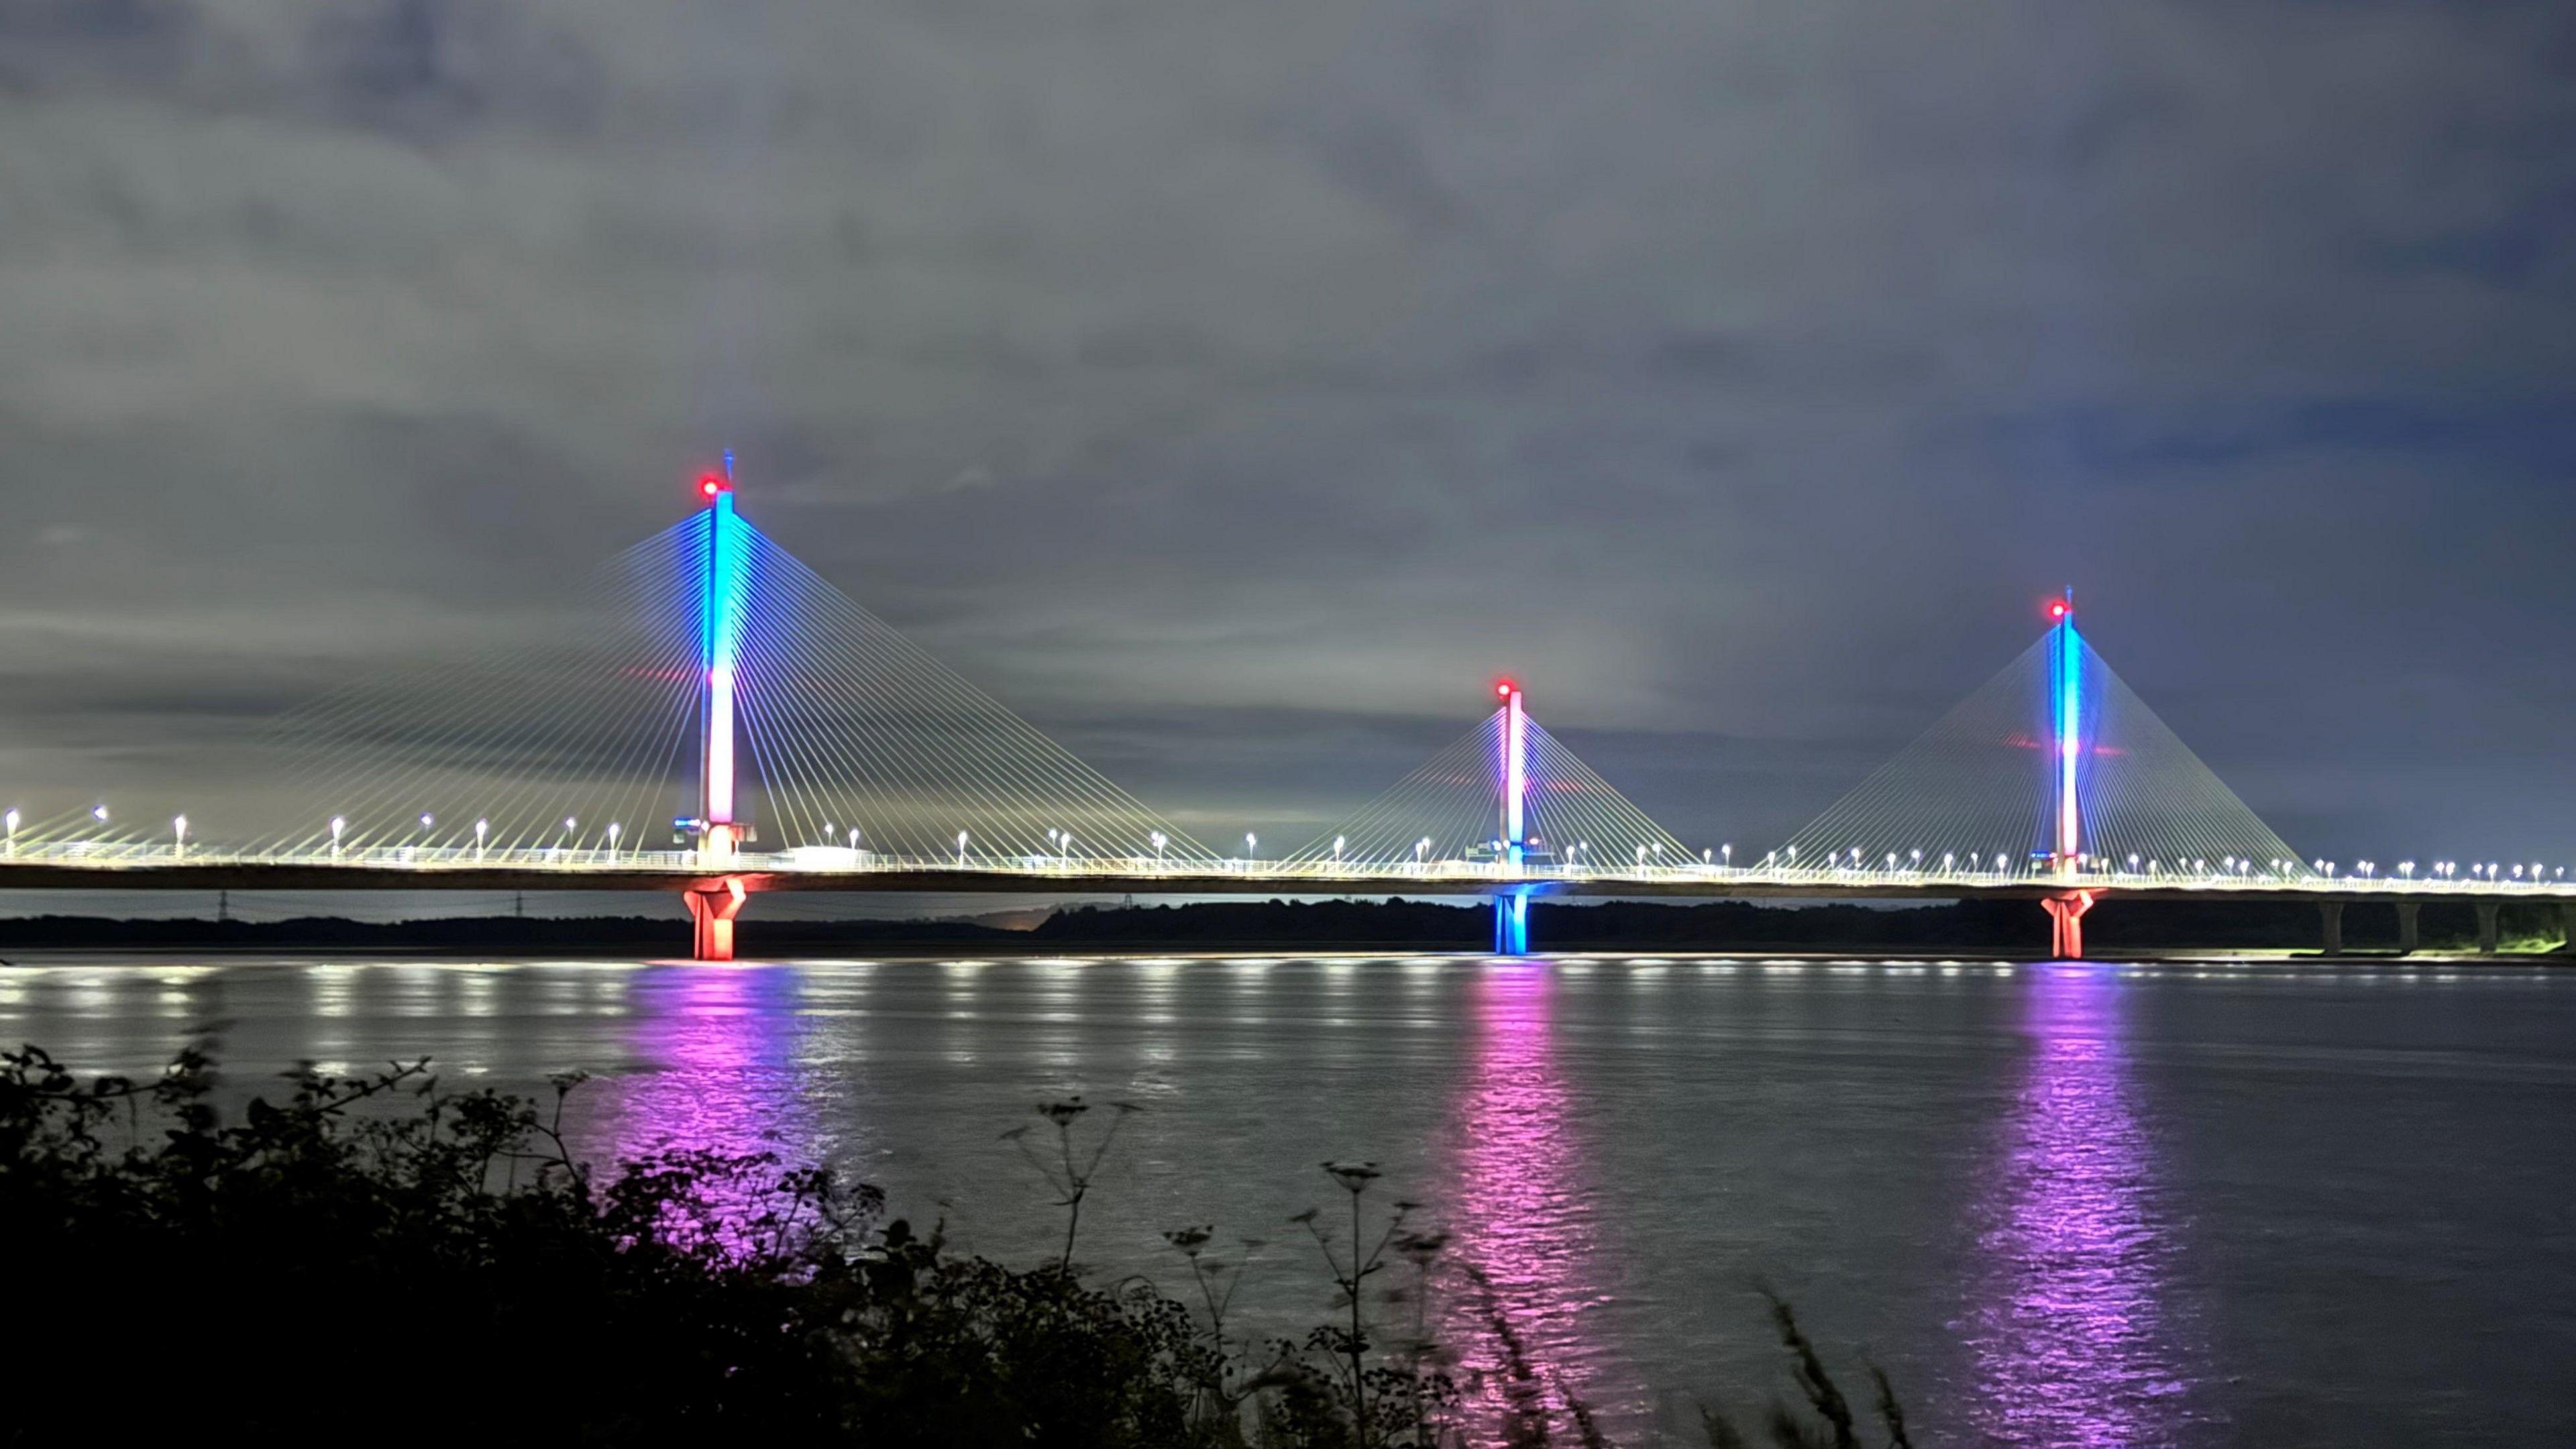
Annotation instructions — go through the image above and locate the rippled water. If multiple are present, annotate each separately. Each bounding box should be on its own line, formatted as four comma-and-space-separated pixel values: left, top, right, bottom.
5, 952, 2572, 1446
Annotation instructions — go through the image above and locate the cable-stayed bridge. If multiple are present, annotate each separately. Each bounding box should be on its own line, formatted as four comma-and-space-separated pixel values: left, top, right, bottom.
5, 470, 2570, 960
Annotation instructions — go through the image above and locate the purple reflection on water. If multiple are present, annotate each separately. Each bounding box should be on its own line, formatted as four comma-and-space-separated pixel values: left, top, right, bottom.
1968, 966, 2193, 1448
582, 965, 820, 1236
1439, 963, 1621, 1438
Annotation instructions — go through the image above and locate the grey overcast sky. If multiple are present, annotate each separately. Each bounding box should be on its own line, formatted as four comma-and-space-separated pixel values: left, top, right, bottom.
3, 0, 2573, 862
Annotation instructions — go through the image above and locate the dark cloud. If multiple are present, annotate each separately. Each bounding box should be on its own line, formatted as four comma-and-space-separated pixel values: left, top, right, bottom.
3, 0, 2574, 868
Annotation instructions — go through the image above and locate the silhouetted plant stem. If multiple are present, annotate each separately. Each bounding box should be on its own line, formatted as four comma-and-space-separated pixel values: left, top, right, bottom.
1002, 1095, 1137, 1268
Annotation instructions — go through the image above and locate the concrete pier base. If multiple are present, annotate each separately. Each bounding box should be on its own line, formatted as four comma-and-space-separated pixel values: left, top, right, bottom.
2042, 890, 2098, 960
2396, 902, 2420, 956
686, 877, 748, 961
1491, 892, 1529, 955
2318, 900, 2345, 957
2475, 900, 2502, 956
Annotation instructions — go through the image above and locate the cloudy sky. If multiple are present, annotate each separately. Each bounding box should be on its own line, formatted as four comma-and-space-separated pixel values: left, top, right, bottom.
4, 0, 2573, 864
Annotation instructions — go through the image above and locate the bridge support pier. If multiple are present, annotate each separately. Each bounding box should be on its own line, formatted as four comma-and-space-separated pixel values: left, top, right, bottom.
1492, 892, 1529, 955
686, 877, 748, 961
2042, 890, 2097, 961
2318, 900, 2345, 957
2396, 902, 2420, 956
2475, 901, 2501, 956
2561, 902, 2575, 954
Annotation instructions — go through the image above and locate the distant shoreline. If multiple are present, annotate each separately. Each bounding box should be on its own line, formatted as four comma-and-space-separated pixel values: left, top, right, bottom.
1, 896, 2564, 959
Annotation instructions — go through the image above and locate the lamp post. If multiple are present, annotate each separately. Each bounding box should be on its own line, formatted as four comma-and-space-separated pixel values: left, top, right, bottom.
606, 821, 622, 853
1150, 831, 1166, 867
474, 818, 488, 858
956, 830, 969, 867
329, 816, 345, 857
172, 814, 188, 856
4, 808, 17, 855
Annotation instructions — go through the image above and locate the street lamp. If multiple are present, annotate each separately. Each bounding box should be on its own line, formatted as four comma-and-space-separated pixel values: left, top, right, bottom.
93, 804, 110, 825
329, 816, 345, 855
846, 825, 860, 851
3, 808, 17, 854
474, 818, 489, 857
1414, 838, 1430, 868
561, 817, 578, 853
606, 821, 623, 853
1332, 835, 1345, 866
957, 830, 969, 865
172, 814, 187, 855
1150, 831, 1167, 866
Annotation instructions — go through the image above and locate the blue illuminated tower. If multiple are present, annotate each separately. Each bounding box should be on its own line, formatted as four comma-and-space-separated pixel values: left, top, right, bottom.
2041, 588, 2096, 957
687, 453, 753, 959
2049, 588, 2082, 877
1494, 681, 1529, 954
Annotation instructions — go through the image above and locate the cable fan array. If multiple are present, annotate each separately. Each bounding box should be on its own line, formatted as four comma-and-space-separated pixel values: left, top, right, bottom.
251, 509, 1216, 866
1285, 708, 1694, 871
1778, 630, 2310, 881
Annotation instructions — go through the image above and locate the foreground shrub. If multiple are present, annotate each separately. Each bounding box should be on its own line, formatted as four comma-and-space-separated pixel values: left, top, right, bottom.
0, 1042, 1902, 1446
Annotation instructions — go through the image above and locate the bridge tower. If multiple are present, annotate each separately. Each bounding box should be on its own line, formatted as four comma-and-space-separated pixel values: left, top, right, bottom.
686, 455, 756, 960
2041, 590, 2098, 958
1493, 681, 1532, 954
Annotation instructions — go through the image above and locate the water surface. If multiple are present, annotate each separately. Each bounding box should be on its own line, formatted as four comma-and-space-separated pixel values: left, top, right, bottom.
5, 952, 2570, 1446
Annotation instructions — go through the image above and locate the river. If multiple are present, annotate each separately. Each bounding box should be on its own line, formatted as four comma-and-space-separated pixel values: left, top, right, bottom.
4, 951, 2570, 1446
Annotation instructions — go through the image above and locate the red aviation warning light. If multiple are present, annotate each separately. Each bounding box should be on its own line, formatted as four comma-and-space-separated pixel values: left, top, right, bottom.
2048, 599, 2070, 621
1495, 680, 1517, 699
698, 473, 730, 498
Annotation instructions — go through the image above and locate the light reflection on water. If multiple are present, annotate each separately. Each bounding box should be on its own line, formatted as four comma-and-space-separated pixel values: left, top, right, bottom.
588, 966, 826, 1230
1441, 963, 1626, 1434
1968, 965, 2198, 1448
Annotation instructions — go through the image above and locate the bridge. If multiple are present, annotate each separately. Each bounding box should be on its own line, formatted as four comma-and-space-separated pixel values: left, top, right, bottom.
5, 464, 2570, 961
